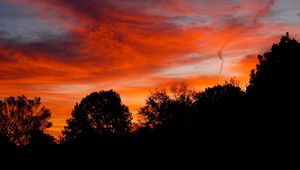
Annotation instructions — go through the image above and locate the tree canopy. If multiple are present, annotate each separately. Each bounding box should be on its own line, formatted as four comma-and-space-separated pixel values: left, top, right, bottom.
246, 32, 300, 136
0, 96, 52, 146
192, 80, 245, 137
138, 84, 195, 130
247, 32, 300, 100
137, 83, 197, 145
61, 90, 132, 144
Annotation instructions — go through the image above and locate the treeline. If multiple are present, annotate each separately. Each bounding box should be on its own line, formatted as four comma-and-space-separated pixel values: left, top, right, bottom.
0, 33, 299, 168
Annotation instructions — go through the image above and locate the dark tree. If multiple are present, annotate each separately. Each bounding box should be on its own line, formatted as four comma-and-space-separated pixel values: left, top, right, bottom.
192, 80, 245, 137
247, 33, 300, 99
61, 90, 132, 144
0, 96, 52, 146
138, 83, 195, 141
246, 32, 300, 136
138, 88, 170, 129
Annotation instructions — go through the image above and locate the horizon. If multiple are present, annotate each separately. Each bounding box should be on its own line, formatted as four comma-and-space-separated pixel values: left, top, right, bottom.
1, 0, 300, 137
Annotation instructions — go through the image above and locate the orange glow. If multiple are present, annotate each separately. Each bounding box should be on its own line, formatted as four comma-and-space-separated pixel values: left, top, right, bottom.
1, 0, 300, 137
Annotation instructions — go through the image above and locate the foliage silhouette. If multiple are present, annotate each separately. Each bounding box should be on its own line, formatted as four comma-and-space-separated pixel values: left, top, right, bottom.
246, 32, 300, 136
139, 84, 195, 130
0, 96, 52, 146
192, 80, 246, 137
61, 90, 132, 144
29, 131, 56, 145
138, 88, 170, 128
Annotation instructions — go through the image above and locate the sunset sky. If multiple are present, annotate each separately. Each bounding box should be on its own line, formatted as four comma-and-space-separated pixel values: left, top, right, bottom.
1, 0, 300, 136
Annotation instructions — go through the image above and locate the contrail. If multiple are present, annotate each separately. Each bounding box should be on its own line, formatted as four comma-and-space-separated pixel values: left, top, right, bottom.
217, 46, 224, 75
217, 43, 228, 75
216, 0, 276, 75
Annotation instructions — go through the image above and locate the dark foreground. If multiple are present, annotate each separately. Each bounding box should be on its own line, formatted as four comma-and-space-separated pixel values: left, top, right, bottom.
1, 136, 294, 169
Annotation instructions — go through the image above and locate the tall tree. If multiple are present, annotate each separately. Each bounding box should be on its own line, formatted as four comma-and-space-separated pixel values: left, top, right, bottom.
246, 33, 300, 136
247, 33, 300, 100
0, 96, 52, 146
61, 90, 132, 144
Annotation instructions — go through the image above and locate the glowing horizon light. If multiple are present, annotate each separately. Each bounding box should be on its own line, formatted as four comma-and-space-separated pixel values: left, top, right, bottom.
1, 0, 300, 137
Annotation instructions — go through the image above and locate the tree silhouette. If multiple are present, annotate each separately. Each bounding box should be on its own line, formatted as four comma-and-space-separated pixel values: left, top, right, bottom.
0, 96, 52, 146
138, 88, 170, 129
192, 80, 245, 137
138, 83, 195, 144
247, 33, 300, 98
61, 90, 132, 144
246, 32, 300, 136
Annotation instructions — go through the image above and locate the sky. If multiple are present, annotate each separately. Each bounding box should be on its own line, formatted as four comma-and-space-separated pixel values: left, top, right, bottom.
0, 0, 300, 137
